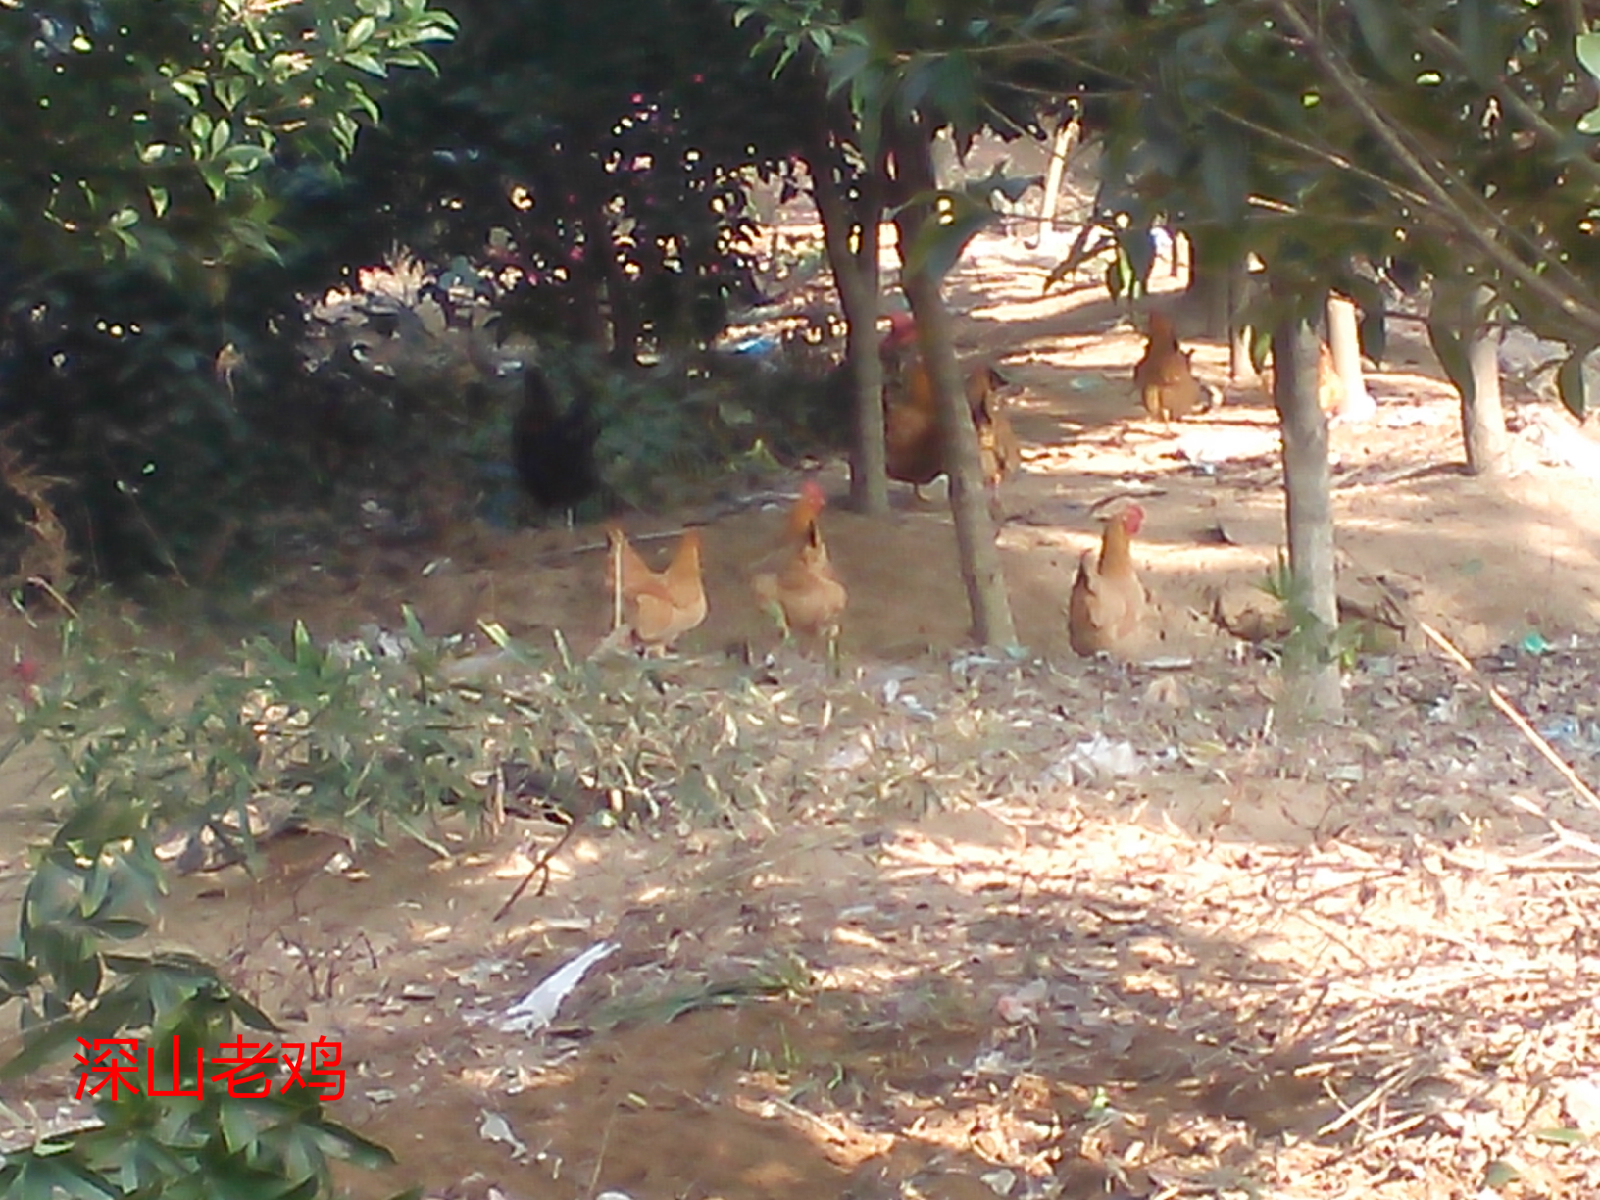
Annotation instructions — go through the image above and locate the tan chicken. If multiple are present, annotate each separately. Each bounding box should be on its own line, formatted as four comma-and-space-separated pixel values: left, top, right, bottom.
969, 365, 1022, 512
1260, 339, 1344, 415
1133, 312, 1207, 422
605, 525, 707, 654
1317, 339, 1343, 415
1068, 500, 1149, 657
752, 479, 847, 642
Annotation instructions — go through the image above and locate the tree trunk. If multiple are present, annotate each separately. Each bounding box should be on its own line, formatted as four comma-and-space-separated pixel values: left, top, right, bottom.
563, 141, 639, 365
1461, 285, 1510, 476
1227, 266, 1249, 384
1028, 113, 1077, 250
889, 121, 1018, 649
806, 123, 889, 514
1271, 310, 1342, 722
1326, 294, 1375, 422
1184, 231, 1237, 340
541, 152, 608, 348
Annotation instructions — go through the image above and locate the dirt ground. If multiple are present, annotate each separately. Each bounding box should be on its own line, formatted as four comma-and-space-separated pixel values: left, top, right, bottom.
4, 231, 1600, 1200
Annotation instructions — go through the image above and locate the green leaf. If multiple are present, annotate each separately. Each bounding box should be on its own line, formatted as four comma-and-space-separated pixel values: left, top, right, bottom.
1, 1013, 97, 1079
11, 1155, 119, 1200
1532, 1126, 1589, 1145
0, 955, 39, 994
1358, 308, 1386, 366
214, 76, 248, 113
1482, 1159, 1522, 1188
291, 621, 316, 671
1456, 0, 1497, 83
347, 16, 378, 49
902, 190, 993, 281
1349, 0, 1412, 81
1249, 326, 1272, 376
1199, 124, 1247, 222
303, 1115, 397, 1168
219, 1098, 263, 1154
1426, 289, 1475, 407
1557, 348, 1592, 419
1577, 33, 1600, 82
344, 51, 387, 78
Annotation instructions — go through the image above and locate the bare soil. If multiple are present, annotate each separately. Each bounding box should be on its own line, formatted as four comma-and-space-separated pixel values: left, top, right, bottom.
3, 230, 1600, 1200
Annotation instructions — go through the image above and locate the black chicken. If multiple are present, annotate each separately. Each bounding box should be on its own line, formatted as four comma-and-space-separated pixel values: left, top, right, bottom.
511, 364, 603, 515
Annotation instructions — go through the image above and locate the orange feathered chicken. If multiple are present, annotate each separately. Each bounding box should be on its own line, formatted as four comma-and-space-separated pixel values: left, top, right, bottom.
1068, 500, 1149, 657
752, 479, 847, 641
1133, 312, 1207, 422
969, 364, 1022, 512
1262, 339, 1343, 415
882, 314, 1020, 504
605, 525, 707, 654
1316, 340, 1343, 415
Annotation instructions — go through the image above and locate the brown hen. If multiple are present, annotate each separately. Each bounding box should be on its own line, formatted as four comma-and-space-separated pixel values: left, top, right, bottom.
883, 314, 1019, 505
1133, 313, 1207, 422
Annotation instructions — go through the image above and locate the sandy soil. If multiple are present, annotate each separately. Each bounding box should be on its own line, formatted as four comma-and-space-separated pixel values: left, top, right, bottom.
2, 230, 1600, 1200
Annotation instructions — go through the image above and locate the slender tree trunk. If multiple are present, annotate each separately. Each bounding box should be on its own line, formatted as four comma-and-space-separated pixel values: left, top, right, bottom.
890, 121, 1017, 649
1461, 285, 1510, 476
1271, 309, 1342, 721
1326, 294, 1375, 422
1028, 113, 1077, 250
808, 131, 889, 514
1226, 265, 1251, 383
565, 143, 638, 365
1184, 230, 1237, 339
542, 154, 608, 348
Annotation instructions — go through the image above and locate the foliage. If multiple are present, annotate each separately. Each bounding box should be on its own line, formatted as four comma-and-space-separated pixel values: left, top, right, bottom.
0, 609, 549, 1200
0, 947, 396, 1200
1259, 554, 1366, 674
0, 0, 457, 585
990, 1, 1600, 412
334, 0, 814, 359
8, 612, 523, 863
738, 0, 1055, 276
0, 264, 298, 583
509, 340, 813, 516
0, 0, 456, 282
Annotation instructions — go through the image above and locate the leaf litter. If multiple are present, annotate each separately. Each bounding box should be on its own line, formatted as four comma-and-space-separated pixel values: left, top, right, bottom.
51, 631, 1592, 1200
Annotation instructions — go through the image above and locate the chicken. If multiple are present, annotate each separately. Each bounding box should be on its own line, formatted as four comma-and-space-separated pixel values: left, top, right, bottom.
883, 315, 1018, 504
1133, 312, 1207, 422
513, 364, 603, 514
1261, 339, 1344, 414
605, 525, 707, 654
1317, 339, 1343, 415
969, 364, 1022, 511
752, 479, 847, 641
1068, 500, 1149, 657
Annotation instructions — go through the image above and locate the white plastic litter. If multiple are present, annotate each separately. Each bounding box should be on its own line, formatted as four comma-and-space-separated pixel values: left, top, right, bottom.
477, 1110, 528, 1160
496, 940, 619, 1034
1065, 734, 1147, 782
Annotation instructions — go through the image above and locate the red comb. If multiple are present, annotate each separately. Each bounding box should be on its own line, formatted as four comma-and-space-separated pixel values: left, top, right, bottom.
883, 312, 918, 347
